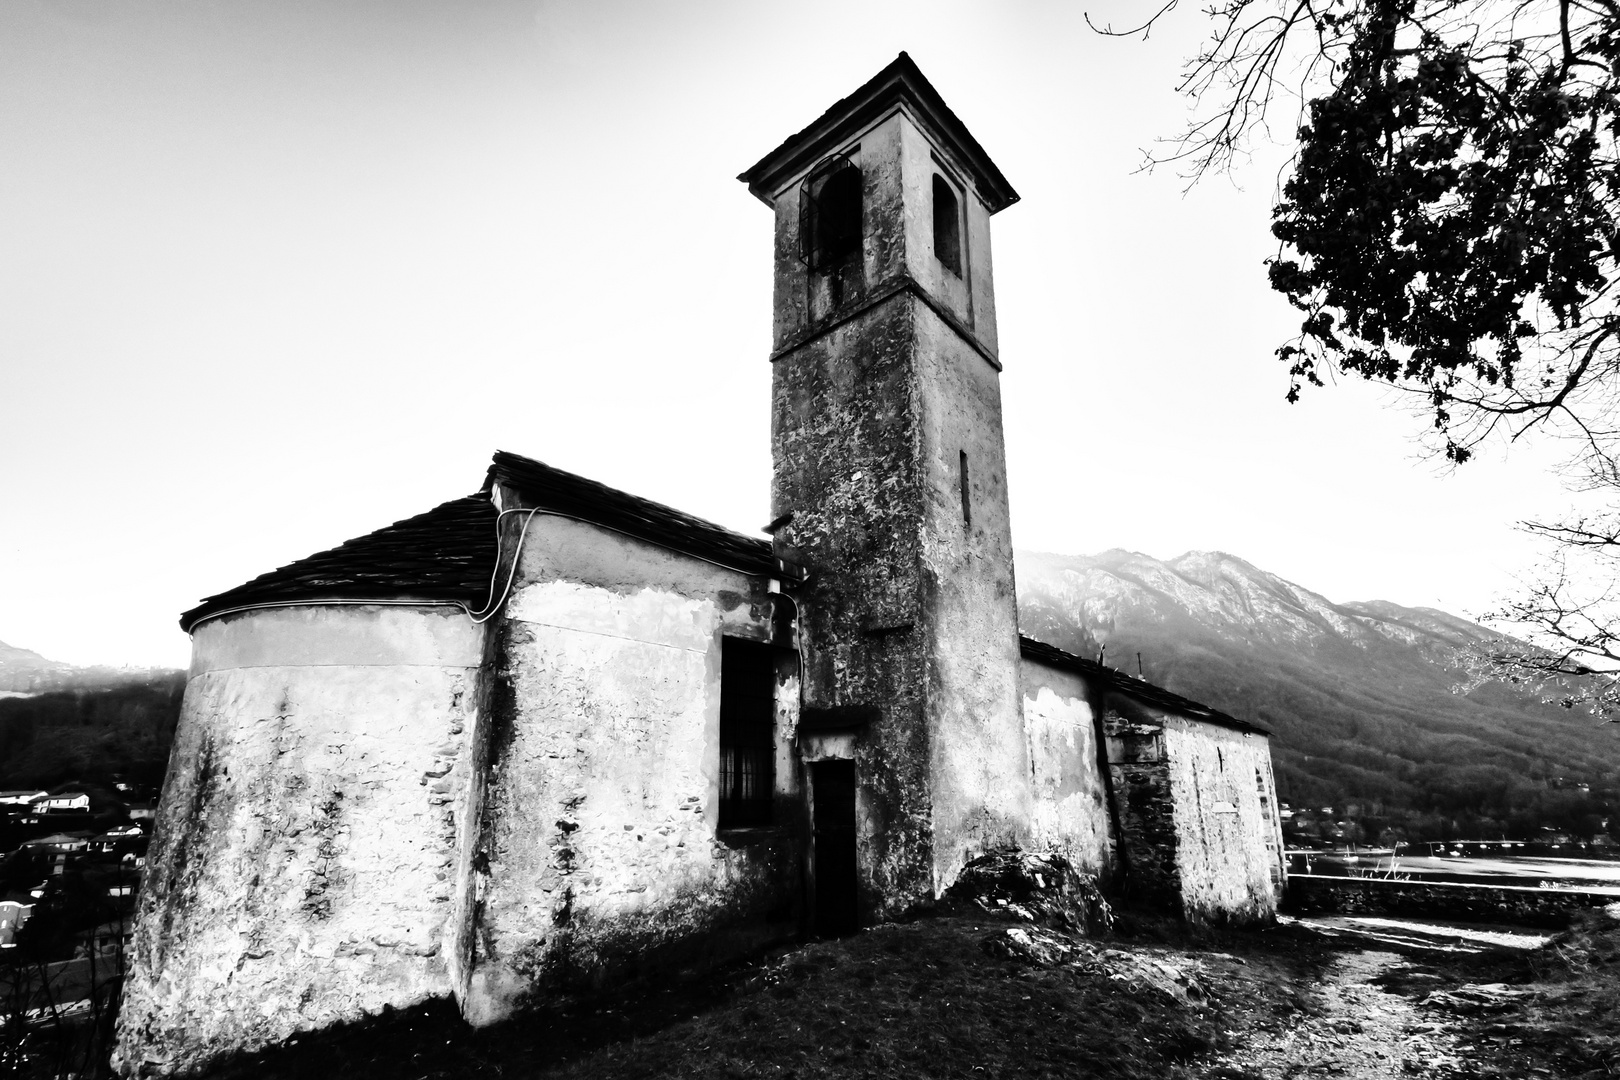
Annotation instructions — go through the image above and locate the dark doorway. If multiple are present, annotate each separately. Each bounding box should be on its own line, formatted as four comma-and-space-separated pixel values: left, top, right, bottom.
809, 760, 858, 936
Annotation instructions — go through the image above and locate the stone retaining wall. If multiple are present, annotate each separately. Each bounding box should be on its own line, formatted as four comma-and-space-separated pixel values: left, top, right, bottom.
1286, 874, 1620, 928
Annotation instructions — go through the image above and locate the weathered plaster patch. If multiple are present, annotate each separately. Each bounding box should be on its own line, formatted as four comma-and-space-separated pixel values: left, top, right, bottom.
472, 574, 799, 1024
191, 605, 483, 675
507, 580, 714, 653
915, 301, 1028, 890
1022, 685, 1111, 877
1162, 719, 1279, 924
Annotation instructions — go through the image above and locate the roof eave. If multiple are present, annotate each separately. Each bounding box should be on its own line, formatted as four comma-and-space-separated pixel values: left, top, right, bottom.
487, 450, 782, 579
738, 52, 1019, 213
1018, 634, 1270, 738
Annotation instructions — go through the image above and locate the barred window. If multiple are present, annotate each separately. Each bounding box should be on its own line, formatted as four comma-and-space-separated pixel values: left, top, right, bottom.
799, 154, 863, 273
719, 638, 777, 828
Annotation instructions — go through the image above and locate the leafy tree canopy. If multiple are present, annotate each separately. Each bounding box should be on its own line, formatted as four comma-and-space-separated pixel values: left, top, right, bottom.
1098, 0, 1620, 720
1104, 0, 1620, 464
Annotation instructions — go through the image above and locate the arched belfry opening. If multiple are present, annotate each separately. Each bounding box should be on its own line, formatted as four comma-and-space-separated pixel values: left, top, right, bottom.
932, 174, 962, 276
798, 154, 862, 273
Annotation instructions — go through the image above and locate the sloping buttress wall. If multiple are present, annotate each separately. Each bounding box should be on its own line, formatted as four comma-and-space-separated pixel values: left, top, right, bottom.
113, 606, 484, 1078
466, 515, 800, 1025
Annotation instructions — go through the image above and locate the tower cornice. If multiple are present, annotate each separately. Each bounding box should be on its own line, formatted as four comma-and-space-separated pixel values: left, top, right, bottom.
766, 273, 1002, 371
738, 52, 1019, 213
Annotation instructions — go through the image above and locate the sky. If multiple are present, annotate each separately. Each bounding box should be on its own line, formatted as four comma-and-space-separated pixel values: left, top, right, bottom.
0, 0, 1592, 668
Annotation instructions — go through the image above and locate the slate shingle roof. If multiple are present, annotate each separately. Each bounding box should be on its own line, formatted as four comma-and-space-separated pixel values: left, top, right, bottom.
737, 52, 1019, 214
179, 495, 499, 632
1019, 635, 1268, 737
179, 451, 785, 633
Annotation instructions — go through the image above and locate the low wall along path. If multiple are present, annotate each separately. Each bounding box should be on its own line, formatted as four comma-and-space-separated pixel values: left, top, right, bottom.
1287, 874, 1620, 928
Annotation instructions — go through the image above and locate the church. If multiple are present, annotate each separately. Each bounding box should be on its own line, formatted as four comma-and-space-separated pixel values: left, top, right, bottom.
114, 54, 1286, 1077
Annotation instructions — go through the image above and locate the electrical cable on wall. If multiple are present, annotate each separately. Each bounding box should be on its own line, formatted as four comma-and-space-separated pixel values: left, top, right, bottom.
188, 499, 807, 632
768, 580, 810, 717
467, 507, 542, 624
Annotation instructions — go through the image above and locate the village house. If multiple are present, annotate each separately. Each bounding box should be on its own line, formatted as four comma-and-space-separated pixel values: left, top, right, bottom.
0, 900, 30, 948
33, 792, 91, 814
23, 832, 91, 858
90, 824, 146, 856
113, 55, 1286, 1078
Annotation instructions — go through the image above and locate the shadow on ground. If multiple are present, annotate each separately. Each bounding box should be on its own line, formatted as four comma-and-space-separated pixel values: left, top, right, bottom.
201, 913, 1330, 1080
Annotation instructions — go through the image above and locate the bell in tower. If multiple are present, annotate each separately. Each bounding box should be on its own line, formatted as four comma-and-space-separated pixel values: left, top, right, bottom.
739, 53, 1030, 922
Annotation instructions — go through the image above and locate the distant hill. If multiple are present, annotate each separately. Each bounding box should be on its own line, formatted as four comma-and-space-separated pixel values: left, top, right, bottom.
0, 639, 76, 693
1016, 549, 1620, 841
0, 639, 181, 696
0, 641, 184, 789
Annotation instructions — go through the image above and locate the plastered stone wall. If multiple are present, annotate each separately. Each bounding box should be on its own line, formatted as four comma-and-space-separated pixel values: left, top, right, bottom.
1104, 707, 1183, 913
1162, 717, 1282, 923
466, 516, 800, 1024
1287, 874, 1617, 928
1104, 700, 1282, 923
114, 606, 484, 1078
913, 298, 1029, 890
769, 113, 906, 348
771, 301, 937, 921
1018, 660, 1113, 879
895, 115, 999, 351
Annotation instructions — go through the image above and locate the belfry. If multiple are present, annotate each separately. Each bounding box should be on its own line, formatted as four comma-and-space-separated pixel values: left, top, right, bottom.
741, 54, 1029, 917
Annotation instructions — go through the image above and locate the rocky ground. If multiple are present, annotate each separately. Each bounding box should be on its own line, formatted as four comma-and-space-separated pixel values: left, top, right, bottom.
1202, 911, 1620, 1080
1205, 945, 1477, 1079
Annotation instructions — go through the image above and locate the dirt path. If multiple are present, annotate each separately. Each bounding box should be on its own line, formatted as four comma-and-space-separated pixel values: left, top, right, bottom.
1212, 949, 1466, 1079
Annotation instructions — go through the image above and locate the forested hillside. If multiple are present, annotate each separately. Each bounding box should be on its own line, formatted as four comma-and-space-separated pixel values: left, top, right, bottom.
1017, 550, 1620, 844
0, 641, 184, 789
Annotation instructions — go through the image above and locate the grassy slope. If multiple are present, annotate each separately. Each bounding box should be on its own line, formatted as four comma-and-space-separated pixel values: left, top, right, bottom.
203, 915, 1321, 1080
189, 909, 1620, 1080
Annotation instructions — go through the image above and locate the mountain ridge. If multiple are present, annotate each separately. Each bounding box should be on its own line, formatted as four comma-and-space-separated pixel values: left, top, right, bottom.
1016, 548, 1617, 841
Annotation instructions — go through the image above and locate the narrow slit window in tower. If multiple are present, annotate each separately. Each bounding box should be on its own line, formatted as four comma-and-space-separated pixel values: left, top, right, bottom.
799, 155, 863, 273
719, 638, 777, 829
959, 450, 971, 527
933, 174, 962, 276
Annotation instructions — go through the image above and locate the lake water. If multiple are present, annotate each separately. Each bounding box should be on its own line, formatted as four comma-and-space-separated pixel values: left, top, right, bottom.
1291, 851, 1620, 891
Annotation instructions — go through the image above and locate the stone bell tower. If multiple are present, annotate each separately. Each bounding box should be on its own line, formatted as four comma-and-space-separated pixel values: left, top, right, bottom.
740, 53, 1029, 920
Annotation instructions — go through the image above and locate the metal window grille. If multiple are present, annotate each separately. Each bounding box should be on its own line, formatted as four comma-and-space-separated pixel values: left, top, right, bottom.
719, 638, 777, 828
798, 154, 863, 273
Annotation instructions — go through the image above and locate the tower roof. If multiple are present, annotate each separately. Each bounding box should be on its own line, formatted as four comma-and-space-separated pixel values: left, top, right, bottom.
738, 52, 1019, 213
